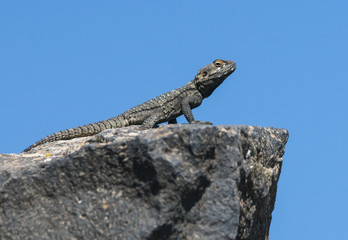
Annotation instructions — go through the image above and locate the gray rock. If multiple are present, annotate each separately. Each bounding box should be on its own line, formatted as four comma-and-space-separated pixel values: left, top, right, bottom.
0, 125, 288, 240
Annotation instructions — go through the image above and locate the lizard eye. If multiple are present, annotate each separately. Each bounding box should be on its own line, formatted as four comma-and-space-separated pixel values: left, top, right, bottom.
201, 71, 208, 77
214, 60, 223, 68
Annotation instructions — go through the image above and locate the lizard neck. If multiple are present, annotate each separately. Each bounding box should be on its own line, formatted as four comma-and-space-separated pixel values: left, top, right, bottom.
195, 78, 224, 98
181, 80, 198, 93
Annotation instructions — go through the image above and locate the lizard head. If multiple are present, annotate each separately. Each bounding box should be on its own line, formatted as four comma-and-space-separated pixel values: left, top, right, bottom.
194, 59, 236, 98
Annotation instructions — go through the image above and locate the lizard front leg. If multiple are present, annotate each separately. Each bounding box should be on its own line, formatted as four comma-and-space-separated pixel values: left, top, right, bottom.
181, 93, 212, 125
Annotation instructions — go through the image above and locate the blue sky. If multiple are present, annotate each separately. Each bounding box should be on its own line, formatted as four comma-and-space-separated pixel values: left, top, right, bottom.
1, 1, 347, 239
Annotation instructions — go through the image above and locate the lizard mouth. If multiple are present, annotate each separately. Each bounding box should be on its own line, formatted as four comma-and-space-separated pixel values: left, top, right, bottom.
229, 62, 237, 72
222, 62, 236, 77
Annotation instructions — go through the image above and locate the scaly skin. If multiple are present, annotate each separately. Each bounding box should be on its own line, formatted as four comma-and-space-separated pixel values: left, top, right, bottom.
23, 59, 236, 152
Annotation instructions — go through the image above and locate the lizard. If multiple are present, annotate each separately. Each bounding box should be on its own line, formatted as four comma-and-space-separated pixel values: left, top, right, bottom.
23, 59, 236, 152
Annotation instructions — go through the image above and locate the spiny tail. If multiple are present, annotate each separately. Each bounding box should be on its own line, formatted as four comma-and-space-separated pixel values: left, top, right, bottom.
23, 116, 128, 152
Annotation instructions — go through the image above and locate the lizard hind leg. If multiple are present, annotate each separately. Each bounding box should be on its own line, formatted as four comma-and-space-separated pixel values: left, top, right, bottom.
139, 112, 163, 130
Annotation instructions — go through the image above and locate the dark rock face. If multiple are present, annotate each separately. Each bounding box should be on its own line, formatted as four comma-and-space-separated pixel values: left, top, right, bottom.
0, 125, 288, 240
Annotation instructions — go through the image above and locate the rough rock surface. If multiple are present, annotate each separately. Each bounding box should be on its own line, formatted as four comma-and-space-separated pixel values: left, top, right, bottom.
0, 125, 288, 240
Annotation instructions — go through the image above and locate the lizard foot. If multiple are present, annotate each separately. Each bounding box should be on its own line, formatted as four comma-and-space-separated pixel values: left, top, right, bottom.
191, 120, 213, 125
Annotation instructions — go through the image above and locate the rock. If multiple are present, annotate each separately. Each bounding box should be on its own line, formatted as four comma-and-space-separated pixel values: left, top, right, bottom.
0, 125, 288, 240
